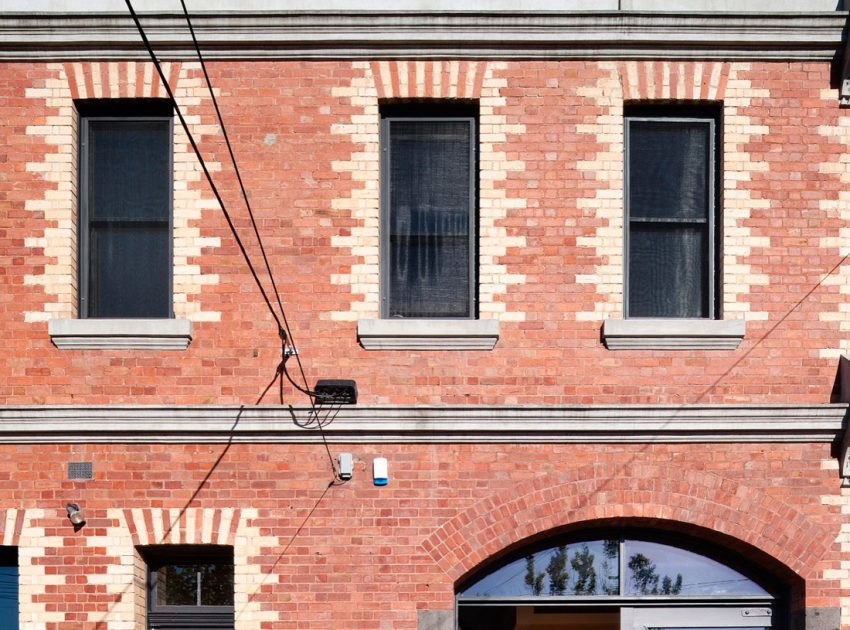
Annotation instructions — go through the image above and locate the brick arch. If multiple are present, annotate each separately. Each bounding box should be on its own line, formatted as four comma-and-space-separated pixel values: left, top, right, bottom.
0, 509, 25, 546
123, 508, 242, 547
619, 60, 730, 101
370, 60, 486, 99
422, 463, 830, 586
63, 61, 182, 100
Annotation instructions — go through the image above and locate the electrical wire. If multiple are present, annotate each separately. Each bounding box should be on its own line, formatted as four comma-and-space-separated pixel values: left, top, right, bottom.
175, 0, 320, 414
174, 0, 336, 415
123, 0, 283, 334
175, 0, 341, 476
124, 0, 339, 478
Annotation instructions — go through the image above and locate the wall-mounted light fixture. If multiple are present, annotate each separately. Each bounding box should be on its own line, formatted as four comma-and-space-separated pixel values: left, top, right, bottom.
65, 503, 86, 526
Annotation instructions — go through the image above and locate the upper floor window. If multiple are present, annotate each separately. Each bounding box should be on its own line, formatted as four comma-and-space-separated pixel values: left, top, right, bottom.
78, 99, 173, 319
145, 545, 234, 630
380, 102, 478, 319
625, 104, 720, 319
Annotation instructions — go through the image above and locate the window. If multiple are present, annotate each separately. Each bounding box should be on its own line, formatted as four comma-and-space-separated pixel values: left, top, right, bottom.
79, 100, 173, 319
0, 548, 17, 630
625, 104, 719, 319
144, 545, 234, 630
457, 530, 778, 630
380, 102, 477, 319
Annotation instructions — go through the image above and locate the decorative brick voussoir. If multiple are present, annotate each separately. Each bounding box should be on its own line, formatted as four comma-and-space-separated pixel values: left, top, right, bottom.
425, 462, 831, 589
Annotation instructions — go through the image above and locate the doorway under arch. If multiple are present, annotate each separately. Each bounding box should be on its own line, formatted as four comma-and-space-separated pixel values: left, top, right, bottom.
456, 528, 787, 630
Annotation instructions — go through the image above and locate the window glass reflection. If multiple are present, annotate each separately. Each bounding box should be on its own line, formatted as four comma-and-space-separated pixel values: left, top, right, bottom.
155, 561, 234, 607
624, 540, 768, 597
462, 539, 619, 597
460, 537, 768, 599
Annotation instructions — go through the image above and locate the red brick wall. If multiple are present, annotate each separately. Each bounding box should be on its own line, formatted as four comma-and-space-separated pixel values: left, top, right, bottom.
0, 61, 848, 406
1, 441, 840, 628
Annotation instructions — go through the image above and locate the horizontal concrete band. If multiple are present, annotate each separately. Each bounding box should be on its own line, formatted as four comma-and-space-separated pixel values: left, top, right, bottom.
0, 404, 843, 443
0, 12, 844, 60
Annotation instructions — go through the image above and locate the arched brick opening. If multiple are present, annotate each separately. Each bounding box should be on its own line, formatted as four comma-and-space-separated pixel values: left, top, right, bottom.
422, 463, 836, 619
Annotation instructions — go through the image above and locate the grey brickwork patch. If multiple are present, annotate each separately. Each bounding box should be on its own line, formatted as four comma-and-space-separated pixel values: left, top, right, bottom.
417, 610, 452, 630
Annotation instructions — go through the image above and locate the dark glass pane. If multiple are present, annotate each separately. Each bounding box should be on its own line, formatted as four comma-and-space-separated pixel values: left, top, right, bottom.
155, 562, 234, 607
200, 562, 234, 606
89, 224, 169, 318
388, 119, 471, 318
628, 223, 707, 318
624, 540, 768, 597
460, 539, 619, 598
0, 563, 17, 629
629, 120, 710, 221
88, 120, 170, 222
156, 564, 198, 606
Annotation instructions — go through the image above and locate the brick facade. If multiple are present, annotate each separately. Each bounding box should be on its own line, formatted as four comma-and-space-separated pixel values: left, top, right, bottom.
1, 11, 850, 628
4, 59, 850, 405
1, 442, 844, 628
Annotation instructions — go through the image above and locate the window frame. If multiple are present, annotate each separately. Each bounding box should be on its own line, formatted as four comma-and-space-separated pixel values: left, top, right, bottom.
143, 545, 234, 630
379, 106, 478, 320
623, 109, 719, 320
78, 104, 174, 320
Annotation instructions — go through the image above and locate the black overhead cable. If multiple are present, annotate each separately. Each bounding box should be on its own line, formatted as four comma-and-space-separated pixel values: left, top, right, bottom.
175, 0, 319, 413
123, 0, 283, 334
124, 0, 340, 478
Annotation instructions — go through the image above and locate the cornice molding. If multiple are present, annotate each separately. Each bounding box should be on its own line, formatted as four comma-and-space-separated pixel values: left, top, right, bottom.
0, 404, 844, 444
0, 12, 844, 60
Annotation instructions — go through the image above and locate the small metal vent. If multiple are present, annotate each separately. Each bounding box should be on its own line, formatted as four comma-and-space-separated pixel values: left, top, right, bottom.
67, 461, 93, 480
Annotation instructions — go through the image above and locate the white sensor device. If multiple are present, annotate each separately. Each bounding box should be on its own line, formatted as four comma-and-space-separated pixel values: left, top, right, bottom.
373, 457, 388, 486
338, 453, 353, 480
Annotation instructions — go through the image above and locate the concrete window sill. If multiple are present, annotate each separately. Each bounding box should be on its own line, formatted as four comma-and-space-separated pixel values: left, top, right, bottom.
357, 319, 499, 351
602, 318, 745, 350
48, 318, 193, 350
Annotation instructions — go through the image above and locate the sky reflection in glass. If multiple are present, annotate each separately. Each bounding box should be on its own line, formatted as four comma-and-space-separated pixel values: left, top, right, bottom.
460, 538, 767, 599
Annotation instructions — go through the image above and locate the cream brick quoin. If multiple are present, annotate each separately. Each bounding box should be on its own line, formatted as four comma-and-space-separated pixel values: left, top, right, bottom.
575, 61, 768, 322
329, 61, 527, 322
74, 507, 279, 630
816, 88, 850, 359
820, 458, 850, 628
23, 62, 221, 324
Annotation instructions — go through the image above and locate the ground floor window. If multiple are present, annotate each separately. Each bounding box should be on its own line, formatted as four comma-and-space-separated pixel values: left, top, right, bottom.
142, 545, 234, 630
457, 530, 780, 630
0, 547, 17, 629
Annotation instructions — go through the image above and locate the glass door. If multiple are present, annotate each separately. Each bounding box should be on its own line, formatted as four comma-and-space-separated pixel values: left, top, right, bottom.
623, 606, 772, 630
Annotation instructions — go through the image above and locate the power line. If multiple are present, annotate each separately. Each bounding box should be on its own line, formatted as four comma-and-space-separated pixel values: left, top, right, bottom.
123, 0, 283, 334
175, 0, 336, 470
124, 0, 339, 478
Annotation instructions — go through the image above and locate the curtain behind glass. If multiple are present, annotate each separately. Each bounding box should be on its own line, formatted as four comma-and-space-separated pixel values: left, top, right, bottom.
87, 120, 170, 318
628, 120, 711, 318
388, 119, 472, 318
